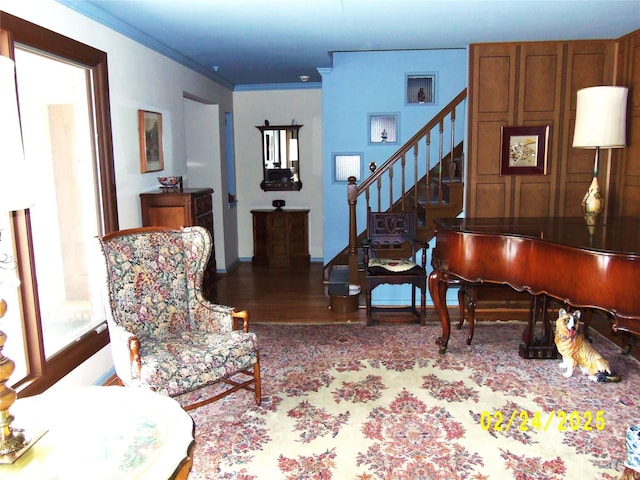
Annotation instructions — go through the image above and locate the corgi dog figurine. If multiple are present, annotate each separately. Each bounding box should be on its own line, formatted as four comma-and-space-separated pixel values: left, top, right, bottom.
554, 308, 620, 383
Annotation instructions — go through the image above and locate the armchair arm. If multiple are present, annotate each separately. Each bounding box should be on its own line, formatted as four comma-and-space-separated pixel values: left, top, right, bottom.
129, 336, 141, 385
232, 309, 250, 332
192, 299, 238, 333
106, 320, 141, 386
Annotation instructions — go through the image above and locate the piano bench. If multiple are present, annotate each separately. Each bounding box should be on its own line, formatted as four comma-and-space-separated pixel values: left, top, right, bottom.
457, 283, 531, 345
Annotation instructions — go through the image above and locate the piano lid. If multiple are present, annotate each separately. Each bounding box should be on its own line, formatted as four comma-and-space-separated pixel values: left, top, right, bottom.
433, 216, 640, 256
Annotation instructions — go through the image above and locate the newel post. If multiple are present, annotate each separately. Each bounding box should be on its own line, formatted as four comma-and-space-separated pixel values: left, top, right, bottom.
347, 176, 359, 285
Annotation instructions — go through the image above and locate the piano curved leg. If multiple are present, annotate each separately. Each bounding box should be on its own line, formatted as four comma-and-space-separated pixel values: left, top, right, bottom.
429, 268, 450, 353
466, 289, 477, 345
456, 287, 466, 330
457, 285, 477, 345
624, 335, 637, 355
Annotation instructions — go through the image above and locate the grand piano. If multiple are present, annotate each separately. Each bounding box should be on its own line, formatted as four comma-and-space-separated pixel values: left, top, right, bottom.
428, 216, 640, 356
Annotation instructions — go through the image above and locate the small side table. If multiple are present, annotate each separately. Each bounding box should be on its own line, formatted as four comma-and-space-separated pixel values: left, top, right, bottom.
251, 208, 310, 267
0, 386, 194, 479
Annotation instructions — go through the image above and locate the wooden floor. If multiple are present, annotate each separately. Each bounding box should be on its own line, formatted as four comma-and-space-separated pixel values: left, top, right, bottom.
217, 262, 638, 360
217, 262, 367, 324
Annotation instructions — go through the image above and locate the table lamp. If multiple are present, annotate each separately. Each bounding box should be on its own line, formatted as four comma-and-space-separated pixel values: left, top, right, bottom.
572, 86, 628, 218
0, 55, 37, 463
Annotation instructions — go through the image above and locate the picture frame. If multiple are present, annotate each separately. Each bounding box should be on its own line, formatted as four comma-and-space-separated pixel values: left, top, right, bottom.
406, 73, 436, 105
138, 109, 164, 173
500, 125, 549, 175
333, 152, 363, 182
368, 113, 399, 145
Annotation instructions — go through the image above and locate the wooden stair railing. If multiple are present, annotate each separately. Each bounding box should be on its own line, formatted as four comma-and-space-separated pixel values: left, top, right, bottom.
324, 88, 467, 289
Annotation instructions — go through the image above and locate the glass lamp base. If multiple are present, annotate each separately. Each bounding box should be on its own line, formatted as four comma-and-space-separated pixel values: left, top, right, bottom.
581, 176, 604, 217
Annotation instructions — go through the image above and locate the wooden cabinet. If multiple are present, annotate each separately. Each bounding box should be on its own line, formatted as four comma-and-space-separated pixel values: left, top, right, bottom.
140, 188, 217, 302
251, 209, 310, 267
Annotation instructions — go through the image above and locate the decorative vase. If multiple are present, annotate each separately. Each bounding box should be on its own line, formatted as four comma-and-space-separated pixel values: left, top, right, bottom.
581, 176, 603, 216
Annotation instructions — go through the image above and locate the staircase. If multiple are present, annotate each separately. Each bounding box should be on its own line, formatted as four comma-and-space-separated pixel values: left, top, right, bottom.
325, 88, 467, 306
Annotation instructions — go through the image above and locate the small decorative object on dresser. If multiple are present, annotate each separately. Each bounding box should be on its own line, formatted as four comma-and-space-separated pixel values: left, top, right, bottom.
157, 175, 183, 190
272, 199, 285, 211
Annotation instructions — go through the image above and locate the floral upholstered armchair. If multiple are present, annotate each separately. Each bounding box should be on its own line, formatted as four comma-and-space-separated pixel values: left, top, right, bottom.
98, 226, 261, 410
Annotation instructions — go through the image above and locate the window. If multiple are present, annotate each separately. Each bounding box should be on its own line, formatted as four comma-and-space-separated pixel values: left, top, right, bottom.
1, 11, 118, 396
406, 74, 436, 104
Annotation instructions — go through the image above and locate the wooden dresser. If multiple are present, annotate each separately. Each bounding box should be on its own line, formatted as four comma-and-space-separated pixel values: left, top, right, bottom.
140, 188, 217, 302
251, 209, 310, 267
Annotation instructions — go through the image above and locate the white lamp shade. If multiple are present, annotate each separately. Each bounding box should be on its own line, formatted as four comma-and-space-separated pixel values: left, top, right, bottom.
0, 55, 33, 211
573, 86, 628, 149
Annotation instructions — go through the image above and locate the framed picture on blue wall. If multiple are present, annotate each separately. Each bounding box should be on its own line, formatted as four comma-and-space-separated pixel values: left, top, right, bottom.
369, 113, 399, 145
333, 152, 363, 182
406, 73, 436, 105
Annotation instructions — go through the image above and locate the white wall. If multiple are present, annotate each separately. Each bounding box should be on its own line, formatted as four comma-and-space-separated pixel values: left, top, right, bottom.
233, 88, 323, 261
184, 99, 232, 270
1, 0, 235, 385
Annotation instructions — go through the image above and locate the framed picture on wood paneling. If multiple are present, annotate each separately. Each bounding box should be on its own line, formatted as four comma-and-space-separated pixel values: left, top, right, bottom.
500, 125, 549, 175
138, 109, 164, 173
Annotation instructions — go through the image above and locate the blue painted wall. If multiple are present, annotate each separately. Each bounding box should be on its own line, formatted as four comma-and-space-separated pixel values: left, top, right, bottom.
321, 48, 467, 306
321, 49, 467, 265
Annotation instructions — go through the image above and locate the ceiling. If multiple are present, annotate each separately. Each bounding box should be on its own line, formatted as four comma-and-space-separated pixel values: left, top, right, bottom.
58, 0, 640, 89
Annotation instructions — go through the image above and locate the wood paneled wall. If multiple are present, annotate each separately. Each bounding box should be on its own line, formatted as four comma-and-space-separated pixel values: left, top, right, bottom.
467, 31, 639, 219
615, 30, 640, 217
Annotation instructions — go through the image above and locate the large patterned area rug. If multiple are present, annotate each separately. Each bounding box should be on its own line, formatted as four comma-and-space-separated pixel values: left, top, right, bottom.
183, 321, 640, 479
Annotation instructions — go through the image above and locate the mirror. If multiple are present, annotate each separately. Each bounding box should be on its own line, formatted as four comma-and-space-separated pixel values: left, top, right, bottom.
257, 124, 302, 191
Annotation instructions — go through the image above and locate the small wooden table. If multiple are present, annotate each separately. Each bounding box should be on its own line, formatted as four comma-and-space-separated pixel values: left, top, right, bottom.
0, 386, 194, 479
251, 208, 310, 267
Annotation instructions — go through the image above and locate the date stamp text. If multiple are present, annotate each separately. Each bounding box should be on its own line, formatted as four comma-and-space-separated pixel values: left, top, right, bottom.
480, 410, 605, 432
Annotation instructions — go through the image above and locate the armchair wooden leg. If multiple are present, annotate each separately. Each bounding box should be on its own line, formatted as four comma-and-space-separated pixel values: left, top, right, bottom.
253, 356, 262, 406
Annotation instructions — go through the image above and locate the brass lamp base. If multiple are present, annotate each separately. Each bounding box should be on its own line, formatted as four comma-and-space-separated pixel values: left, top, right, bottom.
0, 426, 28, 457
0, 298, 46, 463
0, 429, 46, 464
